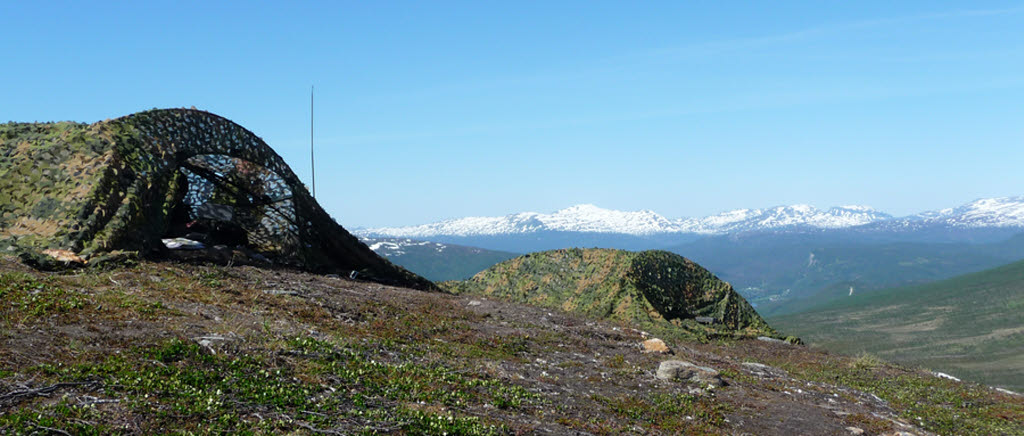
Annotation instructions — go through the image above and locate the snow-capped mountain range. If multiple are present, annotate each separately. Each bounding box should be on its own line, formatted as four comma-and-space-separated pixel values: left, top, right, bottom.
907, 197, 1024, 227
358, 197, 1024, 239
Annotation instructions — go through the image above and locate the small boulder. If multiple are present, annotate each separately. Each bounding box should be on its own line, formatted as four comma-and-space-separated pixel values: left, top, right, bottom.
741, 362, 770, 370
741, 361, 787, 379
846, 427, 865, 435
656, 360, 724, 387
192, 335, 229, 355
642, 338, 672, 354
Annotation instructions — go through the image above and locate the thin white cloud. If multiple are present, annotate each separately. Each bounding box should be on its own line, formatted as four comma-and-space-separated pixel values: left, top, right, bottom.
324, 5, 1024, 145
362, 5, 1024, 103
617, 5, 1024, 63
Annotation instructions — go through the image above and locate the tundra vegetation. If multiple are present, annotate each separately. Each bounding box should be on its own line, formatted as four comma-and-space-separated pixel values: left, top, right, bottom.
1, 259, 1020, 435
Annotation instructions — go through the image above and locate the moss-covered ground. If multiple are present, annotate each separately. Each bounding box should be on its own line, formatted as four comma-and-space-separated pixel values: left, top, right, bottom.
0, 258, 1021, 435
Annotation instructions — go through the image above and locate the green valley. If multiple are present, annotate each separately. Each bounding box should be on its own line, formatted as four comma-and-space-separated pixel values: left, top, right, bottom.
360, 237, 519, 281
771, 259, 1024, 390
672, 233, 1024, 315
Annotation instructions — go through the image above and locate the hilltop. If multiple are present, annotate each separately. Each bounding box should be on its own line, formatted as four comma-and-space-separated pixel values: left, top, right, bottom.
443, 248, 777, 339
1, 258, 1021, 434
771, 258, 1024, 391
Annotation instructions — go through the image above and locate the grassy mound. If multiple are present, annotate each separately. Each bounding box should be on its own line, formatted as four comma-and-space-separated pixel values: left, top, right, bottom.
444, 248, 776, 338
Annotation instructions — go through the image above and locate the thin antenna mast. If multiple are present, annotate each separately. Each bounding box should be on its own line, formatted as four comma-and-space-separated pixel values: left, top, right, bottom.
310, 85, 316, 198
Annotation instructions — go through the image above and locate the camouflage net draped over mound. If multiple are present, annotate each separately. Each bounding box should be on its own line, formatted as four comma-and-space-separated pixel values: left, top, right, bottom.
444, 248, 776, 337
0, 109, 434, 290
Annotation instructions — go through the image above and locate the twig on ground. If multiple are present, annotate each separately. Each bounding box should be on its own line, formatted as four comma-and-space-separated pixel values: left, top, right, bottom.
0, 381, 99, 406
31, 423, 72, 436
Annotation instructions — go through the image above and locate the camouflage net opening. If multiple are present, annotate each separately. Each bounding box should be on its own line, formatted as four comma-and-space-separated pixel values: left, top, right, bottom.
177, 154, 300, 254
0, 109, 434, 290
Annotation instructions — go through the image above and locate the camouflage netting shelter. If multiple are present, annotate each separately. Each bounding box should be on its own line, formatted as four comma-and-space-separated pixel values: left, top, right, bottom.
445, 248, 778, 337
0, 108, 434, 290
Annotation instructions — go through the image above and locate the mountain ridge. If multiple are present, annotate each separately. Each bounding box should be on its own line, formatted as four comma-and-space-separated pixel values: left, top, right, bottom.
359, 196, 1024, 239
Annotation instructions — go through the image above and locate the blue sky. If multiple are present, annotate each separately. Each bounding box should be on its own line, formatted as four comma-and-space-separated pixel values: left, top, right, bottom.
3, 1, 1023, 227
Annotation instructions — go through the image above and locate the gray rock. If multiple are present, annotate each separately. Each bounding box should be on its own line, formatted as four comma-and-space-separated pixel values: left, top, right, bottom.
192, 335, 229, 355
742, 362, 770, 370
742, 361, 788, 379
263, 289, 300, 296
656, 360, 724, 387
757, 336, 787, 344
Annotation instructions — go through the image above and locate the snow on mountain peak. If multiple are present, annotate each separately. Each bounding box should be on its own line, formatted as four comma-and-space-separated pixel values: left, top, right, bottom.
360, 204, 681, 237
674, 204, 891, 234
542, 204, 676, 234
359, 202, 894, 238
355, 197, 1024, 239
913, 196, 1024, 227
836, 205, 877, 212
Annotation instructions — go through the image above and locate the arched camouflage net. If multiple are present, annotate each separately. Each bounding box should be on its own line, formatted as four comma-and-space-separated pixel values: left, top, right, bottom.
0, 108, 435, 290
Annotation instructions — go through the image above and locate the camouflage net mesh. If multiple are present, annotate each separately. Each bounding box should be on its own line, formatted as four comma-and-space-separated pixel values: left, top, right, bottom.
0, 109, 434, 290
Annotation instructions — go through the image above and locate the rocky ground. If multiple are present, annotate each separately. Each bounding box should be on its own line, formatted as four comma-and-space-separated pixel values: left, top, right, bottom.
0, 258, 1021, 435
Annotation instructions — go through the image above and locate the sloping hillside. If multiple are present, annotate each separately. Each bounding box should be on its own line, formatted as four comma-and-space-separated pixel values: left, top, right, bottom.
444, 248, 776, 338
1, 258, 1021, 434
771, 259, 1024, 390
